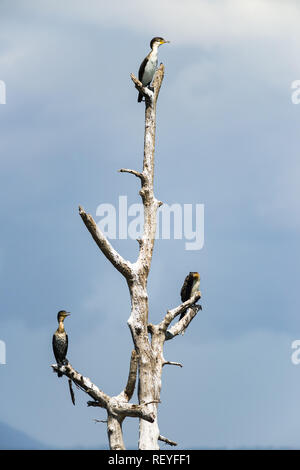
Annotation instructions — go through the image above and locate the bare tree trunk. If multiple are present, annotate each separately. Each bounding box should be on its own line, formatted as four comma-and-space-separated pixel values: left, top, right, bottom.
127, 66, 201, 449
51, 63, 201, 450
126, 67, 164, 449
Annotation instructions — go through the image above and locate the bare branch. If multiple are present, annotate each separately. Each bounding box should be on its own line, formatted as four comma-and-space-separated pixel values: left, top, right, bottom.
107, 414, 125, 450
119, 168, 145, 184
158, 435, 178, 447
130, 73, 154, 101
160, 291, 201, 331
51, 362, 110, 408
123, 350, 138, 401
52, 352, 155, 422
166, 305, 202, 340
78, 205, 133, 279
87, 400, 101, 407
151, 64, 165, 102
141, 400, 161, 406
163, 361, 183, 368
107, 398, 158, 423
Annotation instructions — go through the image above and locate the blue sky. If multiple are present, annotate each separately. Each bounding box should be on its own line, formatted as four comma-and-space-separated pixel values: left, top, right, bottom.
1, 0, 300, 449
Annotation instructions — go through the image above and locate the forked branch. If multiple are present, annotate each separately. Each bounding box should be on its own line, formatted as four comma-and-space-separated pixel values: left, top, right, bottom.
160, 291, 201, 331
130, 73, 154, 101
51, 349, 154, 450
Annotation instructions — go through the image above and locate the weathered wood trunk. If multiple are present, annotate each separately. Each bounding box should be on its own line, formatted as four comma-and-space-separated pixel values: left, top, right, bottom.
127, 69, 163, 450
52, 63, 201, 450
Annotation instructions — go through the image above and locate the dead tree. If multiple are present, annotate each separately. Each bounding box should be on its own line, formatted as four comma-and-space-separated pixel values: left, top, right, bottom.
52, 64, 201, 450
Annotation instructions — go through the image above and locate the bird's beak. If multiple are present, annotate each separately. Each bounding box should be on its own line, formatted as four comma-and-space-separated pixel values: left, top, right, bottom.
65, 312, 71, 317
162, 40, 170, 44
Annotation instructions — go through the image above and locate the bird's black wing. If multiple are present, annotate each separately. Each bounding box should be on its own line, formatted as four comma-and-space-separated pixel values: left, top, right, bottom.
53, 332, 68, 363
52, 334, 59, 364
65, 333, 68, 361
52, 333, 63, 377
180, 273, 194, 321
180, 273, 193, 302
138, 56, 149, 102
138, 56, 148, 82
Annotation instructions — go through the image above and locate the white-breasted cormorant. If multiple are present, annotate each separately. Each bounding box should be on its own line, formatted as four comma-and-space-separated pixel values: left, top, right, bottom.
52, 310, 70, 375
52, 310, 75, 405
137, 37, 169, 102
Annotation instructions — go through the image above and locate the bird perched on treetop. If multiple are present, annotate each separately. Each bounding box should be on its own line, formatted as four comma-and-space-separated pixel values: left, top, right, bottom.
52, 310, 75, 405
137, 37, 170, 102
180, 272, 201, 334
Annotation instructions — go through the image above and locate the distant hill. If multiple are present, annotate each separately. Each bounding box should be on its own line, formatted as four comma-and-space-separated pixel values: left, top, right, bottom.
0, 421, 48, 450
0, 424, 296, 450
0, 421, 108, 449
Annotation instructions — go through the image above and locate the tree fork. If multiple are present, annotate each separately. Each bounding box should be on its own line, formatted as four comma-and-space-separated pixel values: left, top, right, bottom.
52, 63, 202, 450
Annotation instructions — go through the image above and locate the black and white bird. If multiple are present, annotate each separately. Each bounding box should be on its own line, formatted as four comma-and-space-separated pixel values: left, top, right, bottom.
52, 310, 75, 405
180, 272, 201, 333
137, 37, 170, 102
52, 310, 70, 374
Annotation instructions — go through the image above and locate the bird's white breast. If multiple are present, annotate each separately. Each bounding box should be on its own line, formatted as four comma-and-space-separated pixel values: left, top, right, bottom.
142, 51, 158, 85
191, 278, 200, 295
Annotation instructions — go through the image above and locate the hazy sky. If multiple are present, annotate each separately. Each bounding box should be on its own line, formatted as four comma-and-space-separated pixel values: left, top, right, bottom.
1, 0, 300, 449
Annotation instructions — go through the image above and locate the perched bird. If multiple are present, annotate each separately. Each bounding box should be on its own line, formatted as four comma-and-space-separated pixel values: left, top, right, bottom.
52, 310, 75, 405
180, 272, 201, 331
137, 37, 170, 102
53, 310, 70, 374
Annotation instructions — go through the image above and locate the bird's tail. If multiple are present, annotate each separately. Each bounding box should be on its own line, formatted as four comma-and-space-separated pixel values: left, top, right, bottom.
68, 379, 75, 406
138, 92, 143, 102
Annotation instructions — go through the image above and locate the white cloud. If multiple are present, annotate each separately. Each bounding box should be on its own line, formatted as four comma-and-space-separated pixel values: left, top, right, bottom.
24, 0, 300, 46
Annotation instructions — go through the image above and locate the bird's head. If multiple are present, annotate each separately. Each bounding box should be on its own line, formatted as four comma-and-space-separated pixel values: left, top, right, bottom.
150, 37, 170, 49
190, 272, 200, 281
57, 310, 71, 322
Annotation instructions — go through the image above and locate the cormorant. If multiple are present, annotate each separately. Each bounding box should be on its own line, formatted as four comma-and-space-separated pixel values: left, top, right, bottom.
52, 310, 75, 405
137, 37, 170, 102
52, 310, 70, 375
180, 272, 200, 324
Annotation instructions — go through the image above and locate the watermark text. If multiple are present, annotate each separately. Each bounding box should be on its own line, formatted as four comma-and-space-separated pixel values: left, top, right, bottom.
0, 80, 6, 104
0, 340, 6, 365
291, 80, 300, 104
96, 196, 204, 251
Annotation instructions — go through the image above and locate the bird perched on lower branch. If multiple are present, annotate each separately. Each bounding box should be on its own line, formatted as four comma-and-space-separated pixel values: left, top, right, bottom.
180, 272, 201, 334
52, 310, 75, 405
137, 37, 170, 102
